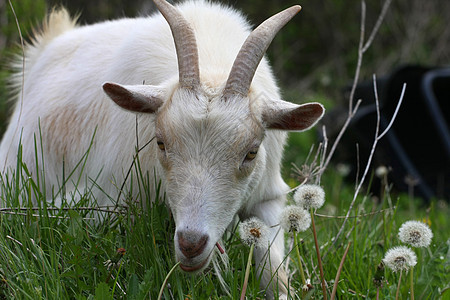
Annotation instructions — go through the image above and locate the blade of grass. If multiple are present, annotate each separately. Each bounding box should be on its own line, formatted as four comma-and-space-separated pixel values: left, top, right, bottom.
157, 261, 180, 300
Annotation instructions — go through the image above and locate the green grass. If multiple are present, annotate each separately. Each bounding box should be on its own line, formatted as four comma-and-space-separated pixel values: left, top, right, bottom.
0, 146, 449, 300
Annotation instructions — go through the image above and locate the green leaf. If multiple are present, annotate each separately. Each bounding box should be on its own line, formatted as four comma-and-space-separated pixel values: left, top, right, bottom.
127, 274, 140, 300
94, 282, 111, 300
138, 269, 154, 298
68, 210, 84, 241
441, 288, 450, 300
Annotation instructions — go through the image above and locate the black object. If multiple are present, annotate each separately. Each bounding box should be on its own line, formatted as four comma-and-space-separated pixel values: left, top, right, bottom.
328, 65, 450, 201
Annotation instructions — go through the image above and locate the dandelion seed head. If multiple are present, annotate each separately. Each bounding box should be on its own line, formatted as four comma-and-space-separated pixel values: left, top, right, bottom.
293, 184, 325, 209
336, 163, 351, 177
375, 165, 389, 178
383, 246, 417, 272
280, 206, 311, 232
238, 217, 269, 249
398, 220, 433, 248
302, 279, 312, 291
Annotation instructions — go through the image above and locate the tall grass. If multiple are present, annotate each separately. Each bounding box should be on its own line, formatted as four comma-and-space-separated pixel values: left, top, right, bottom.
0, 145, 448, 299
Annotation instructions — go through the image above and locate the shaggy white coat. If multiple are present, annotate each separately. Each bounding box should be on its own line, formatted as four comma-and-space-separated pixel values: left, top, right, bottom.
0, 1, 324, 297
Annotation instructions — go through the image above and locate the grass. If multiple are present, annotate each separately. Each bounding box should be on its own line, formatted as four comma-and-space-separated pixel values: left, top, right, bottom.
0, 145, 448, 299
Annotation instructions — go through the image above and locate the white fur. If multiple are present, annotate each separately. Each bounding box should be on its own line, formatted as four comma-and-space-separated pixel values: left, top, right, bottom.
0, 1, 324, 298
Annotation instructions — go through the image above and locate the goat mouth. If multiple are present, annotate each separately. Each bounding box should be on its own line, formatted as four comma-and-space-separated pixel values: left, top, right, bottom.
179, 254, 211, 272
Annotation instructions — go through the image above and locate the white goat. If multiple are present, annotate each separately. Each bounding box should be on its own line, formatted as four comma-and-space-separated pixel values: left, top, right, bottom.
0, 0, 324, 297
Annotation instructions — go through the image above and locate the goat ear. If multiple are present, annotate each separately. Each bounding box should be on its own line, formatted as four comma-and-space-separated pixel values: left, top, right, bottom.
103, 82, 164, 113
263, 101, 324, 131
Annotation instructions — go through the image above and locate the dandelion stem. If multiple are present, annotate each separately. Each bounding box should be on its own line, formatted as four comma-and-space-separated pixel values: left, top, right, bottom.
330, 241, 351, 300
240, 243, 255, 300
158, 261, 180, 300
293, 233, 306, 286
395, 269, 403, 300
410, 267, 415, 300
311, 208, 327, 300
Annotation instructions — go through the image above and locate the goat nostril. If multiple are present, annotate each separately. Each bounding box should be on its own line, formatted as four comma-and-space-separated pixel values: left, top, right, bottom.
177, 231, 208, 259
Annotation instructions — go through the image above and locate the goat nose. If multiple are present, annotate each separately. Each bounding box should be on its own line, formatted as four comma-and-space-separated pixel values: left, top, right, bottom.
177, 231, 208, 259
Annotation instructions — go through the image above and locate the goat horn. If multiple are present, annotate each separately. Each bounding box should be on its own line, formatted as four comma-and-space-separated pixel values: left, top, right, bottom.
223, 5, 301, 99
153, 0, 200, 89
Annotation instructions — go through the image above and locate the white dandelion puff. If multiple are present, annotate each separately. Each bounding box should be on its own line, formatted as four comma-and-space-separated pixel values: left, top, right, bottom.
280, 206, 311, 232
293, 184, 325, 210
398, 220, 433, 248
238, 217, 269, 249
302, 278, 312, 291
383, 246, 417, 272
375, 165, 389, 178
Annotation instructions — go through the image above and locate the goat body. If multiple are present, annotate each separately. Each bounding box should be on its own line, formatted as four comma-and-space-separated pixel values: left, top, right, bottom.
0, 0, 324, 297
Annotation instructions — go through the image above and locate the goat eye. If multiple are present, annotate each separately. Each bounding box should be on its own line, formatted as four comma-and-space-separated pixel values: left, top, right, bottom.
245, 149, 258, 161
157, 140, 165, 151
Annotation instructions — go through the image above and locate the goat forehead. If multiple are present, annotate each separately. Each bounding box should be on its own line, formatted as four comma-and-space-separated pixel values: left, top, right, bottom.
158, 94, 263, 147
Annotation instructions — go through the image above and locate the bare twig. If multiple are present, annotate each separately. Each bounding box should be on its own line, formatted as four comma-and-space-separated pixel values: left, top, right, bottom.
6, 235, 38, 260
0, 205, 126, 220
377, 88, 403, 139
317, 0, 393, 180
330, 77, 406, 249
318, 126, 328, 185
348, 1, 366, 112
0, 205, 125, 214
362, 0, 393, 52
1, 212, 68, 219
315, 207, 394, 219
354, 144, 361, 189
